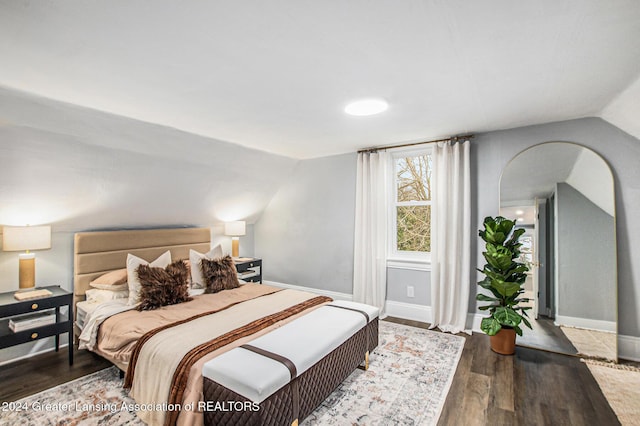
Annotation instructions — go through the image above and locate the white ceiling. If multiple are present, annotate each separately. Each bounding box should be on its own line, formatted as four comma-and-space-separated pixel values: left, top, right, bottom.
500, 206, 536, 226
1, 1, 639, 159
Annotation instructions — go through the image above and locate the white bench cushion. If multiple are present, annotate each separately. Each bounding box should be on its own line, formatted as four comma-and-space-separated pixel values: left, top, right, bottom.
202, 301, 378, 403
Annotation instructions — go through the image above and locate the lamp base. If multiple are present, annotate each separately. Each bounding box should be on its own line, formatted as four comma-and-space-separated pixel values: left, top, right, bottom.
18, 253, 36, 289
231, 238, 240, 258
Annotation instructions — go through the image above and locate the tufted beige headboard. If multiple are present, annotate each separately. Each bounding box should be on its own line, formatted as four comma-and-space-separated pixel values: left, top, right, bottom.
73, 227, 211, 309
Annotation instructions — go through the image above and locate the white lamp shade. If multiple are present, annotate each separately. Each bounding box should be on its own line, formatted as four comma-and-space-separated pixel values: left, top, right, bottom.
2, 226, 52, 251
224, 221, 246, 237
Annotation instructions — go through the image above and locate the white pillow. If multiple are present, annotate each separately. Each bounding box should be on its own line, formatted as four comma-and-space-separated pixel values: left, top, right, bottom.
189, 244, 223, 288
90, 282, 128, 291
189, 287, 205, 297
85, 288, 129, 303
126, 250, 172, 305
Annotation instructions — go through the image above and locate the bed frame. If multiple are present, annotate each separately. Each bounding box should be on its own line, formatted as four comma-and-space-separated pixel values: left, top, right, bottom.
73, 227, 379, 425
72, 227, 211, 338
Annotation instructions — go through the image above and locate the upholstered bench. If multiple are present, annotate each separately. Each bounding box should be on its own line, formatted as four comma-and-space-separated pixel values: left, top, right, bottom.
202, 300, 379, 426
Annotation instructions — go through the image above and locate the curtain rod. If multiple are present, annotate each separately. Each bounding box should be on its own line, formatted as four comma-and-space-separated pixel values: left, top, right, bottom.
357, 134, 474, 154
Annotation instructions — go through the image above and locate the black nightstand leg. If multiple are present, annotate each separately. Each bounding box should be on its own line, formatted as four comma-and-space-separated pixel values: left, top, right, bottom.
55, 306, 60, 351
68, 317, 74, 365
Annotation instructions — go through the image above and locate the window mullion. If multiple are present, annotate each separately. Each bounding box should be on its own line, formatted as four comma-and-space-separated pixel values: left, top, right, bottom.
395, 201, 429, 207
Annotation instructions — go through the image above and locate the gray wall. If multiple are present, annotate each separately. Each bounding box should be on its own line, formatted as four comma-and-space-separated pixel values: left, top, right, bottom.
386, 268, 431, 306
556, 183, 616, 322
257, 117, 640, 338
473, 117, 640, 337
254, 152, 431, 304
254, 153, 357, 294
0, 87, 295, 363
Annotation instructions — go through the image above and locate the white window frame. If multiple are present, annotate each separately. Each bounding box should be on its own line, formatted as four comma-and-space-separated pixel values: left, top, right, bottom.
387, 147, 432, 270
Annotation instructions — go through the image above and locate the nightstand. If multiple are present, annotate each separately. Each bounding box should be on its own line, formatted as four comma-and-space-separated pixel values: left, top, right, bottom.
234, 258, 262, 283
0, 286, 74, 365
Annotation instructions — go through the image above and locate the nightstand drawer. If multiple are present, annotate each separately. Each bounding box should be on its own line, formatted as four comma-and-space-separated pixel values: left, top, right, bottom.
235, 260, 261, 272
234, 258, 262, 283
0, 318, 69, 349
1, 294, 71, 318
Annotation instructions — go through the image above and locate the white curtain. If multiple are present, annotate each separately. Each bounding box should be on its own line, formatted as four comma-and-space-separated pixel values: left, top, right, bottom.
429, 140, 471, 334
353, 151, 389, 315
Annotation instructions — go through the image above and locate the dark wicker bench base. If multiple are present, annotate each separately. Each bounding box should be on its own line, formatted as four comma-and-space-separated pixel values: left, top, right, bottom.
203, 318, 379, 426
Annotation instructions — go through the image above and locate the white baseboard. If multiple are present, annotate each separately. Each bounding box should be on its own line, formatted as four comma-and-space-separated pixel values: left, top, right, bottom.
618, 335, 640, 362
263, 280, 353, 301
467, 313, 485, 334
384, 300, 432, 323
554, 315, 617, 333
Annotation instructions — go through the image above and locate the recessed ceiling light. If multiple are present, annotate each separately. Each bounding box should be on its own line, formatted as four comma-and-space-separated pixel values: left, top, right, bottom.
517, 217, 525, 222
344, 98, 388, 116
515, 210, 524, 215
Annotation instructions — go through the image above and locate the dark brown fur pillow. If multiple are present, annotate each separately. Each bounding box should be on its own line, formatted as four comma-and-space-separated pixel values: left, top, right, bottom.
201, 255, 239, 294
136, 260, 192, 311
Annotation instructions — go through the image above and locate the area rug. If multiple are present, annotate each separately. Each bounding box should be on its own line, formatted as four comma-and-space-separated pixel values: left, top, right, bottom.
583, 359, 640, 426
561, 326, 617, 361
1, 321, 465, 426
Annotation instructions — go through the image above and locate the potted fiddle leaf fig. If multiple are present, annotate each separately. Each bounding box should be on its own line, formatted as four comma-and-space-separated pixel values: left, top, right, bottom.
477, 216, 532, 355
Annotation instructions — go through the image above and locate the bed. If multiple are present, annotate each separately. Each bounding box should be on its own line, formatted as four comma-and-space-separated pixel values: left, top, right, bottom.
73, 227, 378, 426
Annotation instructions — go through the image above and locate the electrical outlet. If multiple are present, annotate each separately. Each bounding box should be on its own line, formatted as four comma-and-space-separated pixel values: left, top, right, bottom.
407, 286, 415, 298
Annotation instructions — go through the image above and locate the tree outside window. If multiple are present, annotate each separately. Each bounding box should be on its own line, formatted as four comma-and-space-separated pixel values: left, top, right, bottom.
394, 153, 432, 253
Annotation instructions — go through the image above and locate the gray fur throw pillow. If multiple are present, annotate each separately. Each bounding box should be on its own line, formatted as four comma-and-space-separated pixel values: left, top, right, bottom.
201, 255, 239, 294
136, 260, 192, 311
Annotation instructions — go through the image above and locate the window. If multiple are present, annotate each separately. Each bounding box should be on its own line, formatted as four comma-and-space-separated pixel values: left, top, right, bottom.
390, 149, 432, 260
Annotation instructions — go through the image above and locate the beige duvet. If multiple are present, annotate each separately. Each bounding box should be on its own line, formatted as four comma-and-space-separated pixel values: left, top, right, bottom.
93, 284, 330, 426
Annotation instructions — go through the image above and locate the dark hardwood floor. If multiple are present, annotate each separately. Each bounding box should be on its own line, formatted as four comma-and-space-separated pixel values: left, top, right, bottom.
516, 315, 579, 355
0, 320, 621, 425
0, 346, 111, 402
386, 317, 620, 426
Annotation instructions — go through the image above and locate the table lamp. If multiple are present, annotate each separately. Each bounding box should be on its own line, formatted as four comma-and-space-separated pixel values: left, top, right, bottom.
2, 225, 52, 289
224, 221, 246, 258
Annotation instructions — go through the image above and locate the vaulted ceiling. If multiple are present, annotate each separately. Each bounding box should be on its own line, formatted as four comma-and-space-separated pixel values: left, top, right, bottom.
1, 1, 639, 159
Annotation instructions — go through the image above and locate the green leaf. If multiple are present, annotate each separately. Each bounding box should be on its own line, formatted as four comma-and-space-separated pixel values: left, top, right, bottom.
484, 243, 513, 270
481, 317, 502, 336
482, 267, 508, 282
506, 228, 526, 247
476, 293, 498, 302
477, 281, 503, 299
477, 276, 493, 286
507, 264, 529, 275
481, 217, 509, 245
492, 280, 521, 298
493, 307, 522, 327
